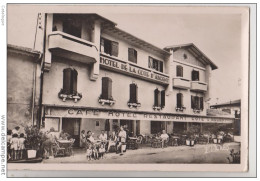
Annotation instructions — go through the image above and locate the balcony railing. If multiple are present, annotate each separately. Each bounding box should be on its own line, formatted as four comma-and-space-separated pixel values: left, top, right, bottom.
48, 31, 98, 63
172, 77, 190, 89
191, 81, 207, 92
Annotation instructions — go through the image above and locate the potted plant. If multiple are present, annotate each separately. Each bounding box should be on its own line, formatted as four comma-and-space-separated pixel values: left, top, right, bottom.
24, 126, 43, 159
185, 124, 200, 146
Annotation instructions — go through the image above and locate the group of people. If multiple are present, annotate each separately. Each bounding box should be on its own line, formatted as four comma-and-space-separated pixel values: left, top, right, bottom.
7, 126, 26, 160
80, 126, 127, 160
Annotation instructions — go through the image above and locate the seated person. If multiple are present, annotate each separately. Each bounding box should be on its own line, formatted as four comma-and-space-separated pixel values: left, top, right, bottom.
107, 131, 117, 152
86, 131, 95, 145
99, 130, 108, 143
117, 126, 126, 155
160, 130, 169, 148
59, 130, 69, 140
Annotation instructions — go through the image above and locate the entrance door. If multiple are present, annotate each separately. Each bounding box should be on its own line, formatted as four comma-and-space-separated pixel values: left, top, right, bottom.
151, 121, 164, 134
120, 120, 134, 137
62, 118, 81, 147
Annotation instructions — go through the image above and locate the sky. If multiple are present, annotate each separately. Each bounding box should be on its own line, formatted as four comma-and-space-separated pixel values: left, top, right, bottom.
7, 5, 245, 105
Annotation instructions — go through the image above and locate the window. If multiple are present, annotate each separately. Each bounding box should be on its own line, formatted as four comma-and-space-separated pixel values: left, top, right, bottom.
148, 57, 163, 73
63, 18, 82, 38
128, 48, 137, 63
176, 65, 183, 77
128, 83, 141, 108
62, 68, 78, 95
101, 38, 119, 57
153, 89, 165, 109
177, 93, 183, 108
101, 77, 113, 100
129, 83, 138, 103
192, 70, 200, 81
154, 88, 161, 107
183, 53, 188, 59
191, 95, 204, 110
161, 90, 165, 108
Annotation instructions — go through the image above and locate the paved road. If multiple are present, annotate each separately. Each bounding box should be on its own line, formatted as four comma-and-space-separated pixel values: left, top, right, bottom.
42, 142, 240, 164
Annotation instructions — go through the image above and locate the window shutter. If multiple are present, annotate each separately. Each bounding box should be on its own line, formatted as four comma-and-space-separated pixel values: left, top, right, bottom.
191, 95, 194, 109
154, 89, 159, 107
177, 66, 183, 77
71, 69, 78, 94
197, 71, 200, 81
200, 97, 204, 110
128, 48, 137, 63
101, 77, 108, 99
161, 90, 165, 108
111, 41, 119, 57
63, 68, 72, 94
177, 93, 182, 108
159, 61, 163, 72
100, 38, 105, 52
192, 70, 195, 81
194, 96, 200, 110
130, 83, 137, 103
148, 57, 153, 68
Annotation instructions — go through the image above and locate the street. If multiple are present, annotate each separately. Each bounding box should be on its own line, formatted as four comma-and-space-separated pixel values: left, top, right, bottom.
42, 142, 240, 164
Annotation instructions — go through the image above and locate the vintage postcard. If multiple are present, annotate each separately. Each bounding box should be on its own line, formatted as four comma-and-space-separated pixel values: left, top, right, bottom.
3, 3, 251, 176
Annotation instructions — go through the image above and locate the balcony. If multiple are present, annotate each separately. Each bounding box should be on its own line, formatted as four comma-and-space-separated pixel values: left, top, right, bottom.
191, 81, 207, 92
48, 31, 98, 64
172, 77, 190, 89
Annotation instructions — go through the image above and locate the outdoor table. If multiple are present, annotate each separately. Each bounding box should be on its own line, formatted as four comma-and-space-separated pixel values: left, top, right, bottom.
57, 140, 73, 156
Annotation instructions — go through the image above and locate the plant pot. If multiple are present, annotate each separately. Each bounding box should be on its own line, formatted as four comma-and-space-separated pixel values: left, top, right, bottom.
27, 149, 37, 159
213, 138, 218, 144
217, 139, 222, 144
190, 140, 195, 146
186, 140, 190, 146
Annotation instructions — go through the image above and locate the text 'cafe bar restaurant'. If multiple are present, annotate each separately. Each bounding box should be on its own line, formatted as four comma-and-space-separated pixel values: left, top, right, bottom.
40, 13, 234, 147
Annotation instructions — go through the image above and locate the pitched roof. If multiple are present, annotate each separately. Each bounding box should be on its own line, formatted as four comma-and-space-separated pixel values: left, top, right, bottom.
7, 44, 41, 58
164, 43, 218, 70
210, 99, 241, 108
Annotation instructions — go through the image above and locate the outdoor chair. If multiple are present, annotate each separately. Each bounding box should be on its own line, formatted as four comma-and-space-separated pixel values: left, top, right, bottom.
151, 139, 162, 148
67, 139, 75, 156
136, 136, 143, 149
53, 141, 65, 157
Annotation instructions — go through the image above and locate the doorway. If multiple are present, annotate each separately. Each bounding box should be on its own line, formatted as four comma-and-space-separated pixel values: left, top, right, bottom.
151, 121, 165, 134
62, 118, 81, 147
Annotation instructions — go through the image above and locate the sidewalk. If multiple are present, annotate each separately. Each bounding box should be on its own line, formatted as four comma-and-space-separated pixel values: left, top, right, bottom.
42, 142, 240, 164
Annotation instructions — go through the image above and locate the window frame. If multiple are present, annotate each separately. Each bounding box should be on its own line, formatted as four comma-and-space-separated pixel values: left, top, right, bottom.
100, 37, 119, 57
148, 56, 164, 73
176, 65, 183, 77
128, 48, 138, 63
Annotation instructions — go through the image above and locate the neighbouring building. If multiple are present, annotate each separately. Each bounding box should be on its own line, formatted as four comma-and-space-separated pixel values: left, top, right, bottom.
11, 13, 234, 147
7, 44, 42, 131
210, 100, 241, 136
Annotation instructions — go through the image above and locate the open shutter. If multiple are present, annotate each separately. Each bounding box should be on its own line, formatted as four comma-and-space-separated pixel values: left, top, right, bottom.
159, 61, 163, 73
111, 41, 119, 57
101, 77, 112, 100
128, 48, 137, 63
161, 90, 165, 108
71, 69, 78, 94
197, 71, 200, 81
63, 68, 72, 94
154, 89, 159, 107
130, 83, 137, 103
177, 93, 182, 108
148, 57, 153, 68
200, 97, 204, 110
100, 38, 105, 52
191, 95, 194, 109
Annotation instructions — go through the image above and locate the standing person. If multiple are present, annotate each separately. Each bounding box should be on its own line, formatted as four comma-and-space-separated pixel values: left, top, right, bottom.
10, 134, 19, 160
42, 128, 57, 159
99, 130, 108, 146
117, 126, 126, 156
18, 133, 26, 159
160, 130, 169, 148
80, 130, 86, 148
107, 131, 117, 152
11, 126, 20, 136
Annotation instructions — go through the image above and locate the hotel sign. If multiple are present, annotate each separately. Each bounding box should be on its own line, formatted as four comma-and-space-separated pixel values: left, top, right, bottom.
100, 55, 169, 85
45, 107, 234, 124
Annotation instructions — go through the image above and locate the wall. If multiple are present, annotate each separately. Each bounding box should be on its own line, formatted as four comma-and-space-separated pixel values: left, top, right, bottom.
172, 48, 206, 68
101, 33, 167, 73
7, 51, 41, 131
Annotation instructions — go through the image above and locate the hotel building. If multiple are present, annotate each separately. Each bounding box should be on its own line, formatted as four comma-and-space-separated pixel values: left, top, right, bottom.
29, 13, 234, 146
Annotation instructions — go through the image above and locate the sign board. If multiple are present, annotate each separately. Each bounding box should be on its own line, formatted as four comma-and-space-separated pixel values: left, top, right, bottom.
100, 54, 169, 85
44, 106, 234, 124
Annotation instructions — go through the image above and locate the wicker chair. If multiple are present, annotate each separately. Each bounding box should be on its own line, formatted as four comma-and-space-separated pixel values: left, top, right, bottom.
53, 141, 65, 157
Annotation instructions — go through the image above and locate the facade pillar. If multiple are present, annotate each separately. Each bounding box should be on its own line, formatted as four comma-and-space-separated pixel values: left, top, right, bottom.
43, 13, 53, 72
205, 65, 212, 109
90, 20, 101, 81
